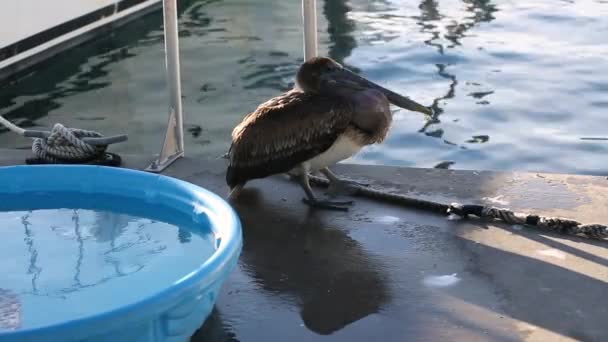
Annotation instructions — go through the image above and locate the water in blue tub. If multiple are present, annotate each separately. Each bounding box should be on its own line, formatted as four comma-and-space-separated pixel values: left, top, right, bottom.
0, 194, 217, 332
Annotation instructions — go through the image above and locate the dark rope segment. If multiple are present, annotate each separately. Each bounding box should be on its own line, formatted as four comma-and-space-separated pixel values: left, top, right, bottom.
307, 174, 450, 213
447, 204, 608, 239
307, 174, 608, 240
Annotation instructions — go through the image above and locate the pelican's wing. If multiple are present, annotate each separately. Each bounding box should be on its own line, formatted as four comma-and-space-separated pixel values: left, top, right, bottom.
226, 90, 352, 187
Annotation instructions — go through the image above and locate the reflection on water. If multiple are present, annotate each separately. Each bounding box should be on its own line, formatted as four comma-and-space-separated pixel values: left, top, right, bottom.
1, 0, 608, 174
414, 0, 497, 156
322, 0, 358, 71
0, 206, 214, 330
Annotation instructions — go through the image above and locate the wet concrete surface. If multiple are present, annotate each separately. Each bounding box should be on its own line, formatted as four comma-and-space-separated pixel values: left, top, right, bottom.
1, 149, 607, 342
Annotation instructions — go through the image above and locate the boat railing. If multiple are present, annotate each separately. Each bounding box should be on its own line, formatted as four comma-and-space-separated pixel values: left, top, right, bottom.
145, 0, 319, 172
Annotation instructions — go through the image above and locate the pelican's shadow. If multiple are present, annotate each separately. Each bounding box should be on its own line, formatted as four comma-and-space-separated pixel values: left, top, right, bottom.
229, 188, 391, 335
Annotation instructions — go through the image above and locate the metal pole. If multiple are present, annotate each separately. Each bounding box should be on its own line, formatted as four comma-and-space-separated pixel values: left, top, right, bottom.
302, 0, 318, 60
164, 0, 184, 153
146, 0, 185, 173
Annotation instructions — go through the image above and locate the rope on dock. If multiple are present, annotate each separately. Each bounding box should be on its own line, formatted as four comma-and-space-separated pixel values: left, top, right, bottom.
0, 115, 127, 166
307, 174, 608, 241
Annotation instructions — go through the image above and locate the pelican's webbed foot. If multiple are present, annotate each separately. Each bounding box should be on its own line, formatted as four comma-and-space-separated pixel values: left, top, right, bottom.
301, 198, 354, 211
321, 168, 369, 197
326, 179, 369, 197
297, 172, 354, 211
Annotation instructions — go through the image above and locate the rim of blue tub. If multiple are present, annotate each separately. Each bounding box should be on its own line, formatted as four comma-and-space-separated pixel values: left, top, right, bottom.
0, 164, 243, 340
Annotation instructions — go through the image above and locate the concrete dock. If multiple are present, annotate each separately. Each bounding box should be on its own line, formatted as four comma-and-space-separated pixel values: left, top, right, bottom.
1, 149, 607, 341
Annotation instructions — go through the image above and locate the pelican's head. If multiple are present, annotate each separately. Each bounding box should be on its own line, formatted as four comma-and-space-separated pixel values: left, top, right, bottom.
296, 56, 432, 115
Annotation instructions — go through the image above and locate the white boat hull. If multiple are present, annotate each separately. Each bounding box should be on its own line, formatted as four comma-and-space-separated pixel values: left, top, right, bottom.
0, 0, 162, 82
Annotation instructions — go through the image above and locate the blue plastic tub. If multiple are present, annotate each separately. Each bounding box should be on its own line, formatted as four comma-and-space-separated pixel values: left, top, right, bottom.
0, 165, 242, 342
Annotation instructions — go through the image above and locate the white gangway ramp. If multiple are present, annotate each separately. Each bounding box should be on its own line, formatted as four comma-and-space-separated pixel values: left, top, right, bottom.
147, 0, 319, 172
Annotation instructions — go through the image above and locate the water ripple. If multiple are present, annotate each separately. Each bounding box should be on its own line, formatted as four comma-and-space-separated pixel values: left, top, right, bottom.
1, 0, 608, 174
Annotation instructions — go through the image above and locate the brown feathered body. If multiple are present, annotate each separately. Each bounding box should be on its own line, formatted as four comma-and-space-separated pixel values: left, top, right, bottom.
226, 88, 392, 190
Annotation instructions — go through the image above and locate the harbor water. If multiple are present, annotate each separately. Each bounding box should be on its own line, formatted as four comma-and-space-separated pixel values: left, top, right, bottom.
1, 0, 607, 175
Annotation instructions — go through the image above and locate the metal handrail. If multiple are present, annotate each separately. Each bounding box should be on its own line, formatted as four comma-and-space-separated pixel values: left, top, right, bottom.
147, 0, 318, 172
146, 0, 185, 172
302, 0, 318, 59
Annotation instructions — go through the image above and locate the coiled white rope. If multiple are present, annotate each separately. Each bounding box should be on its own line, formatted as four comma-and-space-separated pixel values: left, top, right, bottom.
0, 115, 127, 164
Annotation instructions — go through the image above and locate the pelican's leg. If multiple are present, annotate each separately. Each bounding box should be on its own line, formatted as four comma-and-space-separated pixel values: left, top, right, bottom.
321, 167, 369, 197
297, 172, 353, 211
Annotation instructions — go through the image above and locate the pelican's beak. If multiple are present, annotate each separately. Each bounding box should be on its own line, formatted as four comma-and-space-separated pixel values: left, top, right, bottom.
322, 68, 432, 115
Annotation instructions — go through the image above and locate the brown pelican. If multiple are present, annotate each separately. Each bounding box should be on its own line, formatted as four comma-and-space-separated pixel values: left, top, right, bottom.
226, 57, 432, 210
